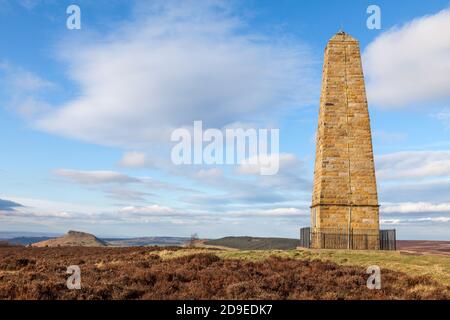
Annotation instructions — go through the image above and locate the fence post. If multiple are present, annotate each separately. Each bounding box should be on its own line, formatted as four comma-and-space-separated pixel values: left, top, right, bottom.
394, 229, 396, 251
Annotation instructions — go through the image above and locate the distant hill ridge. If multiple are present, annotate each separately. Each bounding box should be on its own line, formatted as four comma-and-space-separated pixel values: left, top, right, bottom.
205, 236, 301, 250
5, 236, 55, 246
32, 230, 107, 247
104, 236, 189, 247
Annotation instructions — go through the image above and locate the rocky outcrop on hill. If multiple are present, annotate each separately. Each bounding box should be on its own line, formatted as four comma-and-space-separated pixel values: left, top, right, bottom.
32, 230, 107, 247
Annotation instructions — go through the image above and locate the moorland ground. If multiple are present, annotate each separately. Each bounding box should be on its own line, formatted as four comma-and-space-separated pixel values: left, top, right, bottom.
0, 246, 448, 300
396, 241, 450, 257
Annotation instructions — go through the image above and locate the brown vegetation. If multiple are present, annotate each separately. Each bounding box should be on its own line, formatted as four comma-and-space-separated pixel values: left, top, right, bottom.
0, 246, 448, 300
0, 241, 13, 247
397, 240, 450, 257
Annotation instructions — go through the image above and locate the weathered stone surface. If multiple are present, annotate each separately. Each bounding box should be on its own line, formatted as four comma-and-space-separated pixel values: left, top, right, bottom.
310, 32, 380, 250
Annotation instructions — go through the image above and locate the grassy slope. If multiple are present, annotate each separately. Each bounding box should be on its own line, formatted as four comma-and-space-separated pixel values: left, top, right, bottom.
154, 248, 450, 285
204, 237, 301, 250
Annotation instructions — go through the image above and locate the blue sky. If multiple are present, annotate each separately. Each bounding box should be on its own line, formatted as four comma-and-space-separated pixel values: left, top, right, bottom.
1, 0, 450, 239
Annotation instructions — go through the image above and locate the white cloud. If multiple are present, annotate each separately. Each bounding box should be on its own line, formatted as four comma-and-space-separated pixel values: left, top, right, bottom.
54, 169, 141, 185
372, 130, 407, 143
119, 205, 175, 216
376, 151, 450, 180
1, 0, 52, 10
382, 202, 450, 214
380, 219, 401, 225
0, 195, 111, 219
33, 1, 317, 148
381, 216, 450, 225
195, 168, 223, 179
432, 107, 450, 129
380, 179, 450, 203
104, 187, 153, 202
117, 205, 306, 219
364, 8, 450, 107
0, 63, 54, 92
238, 153, 298, 175
18, 0, 42, 10
416, 216, 450, 223
0, 62, 55, 117
119, 151, 154, 168
17, 191, 450, 238
229, 207, 307, 217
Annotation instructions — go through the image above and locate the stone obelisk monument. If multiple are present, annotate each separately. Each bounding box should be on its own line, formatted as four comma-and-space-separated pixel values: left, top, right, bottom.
310, 31, 380, 250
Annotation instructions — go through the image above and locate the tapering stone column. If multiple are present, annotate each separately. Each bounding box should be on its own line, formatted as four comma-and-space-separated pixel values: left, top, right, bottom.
310, 32, 380, 250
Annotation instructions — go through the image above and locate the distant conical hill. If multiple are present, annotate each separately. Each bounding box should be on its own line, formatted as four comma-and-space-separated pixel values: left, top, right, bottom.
32, 230, 107, 247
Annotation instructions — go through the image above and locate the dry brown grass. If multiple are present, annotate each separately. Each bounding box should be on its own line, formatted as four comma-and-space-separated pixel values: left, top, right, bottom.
0, 246, 449, 300
217, 248, 450, 285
